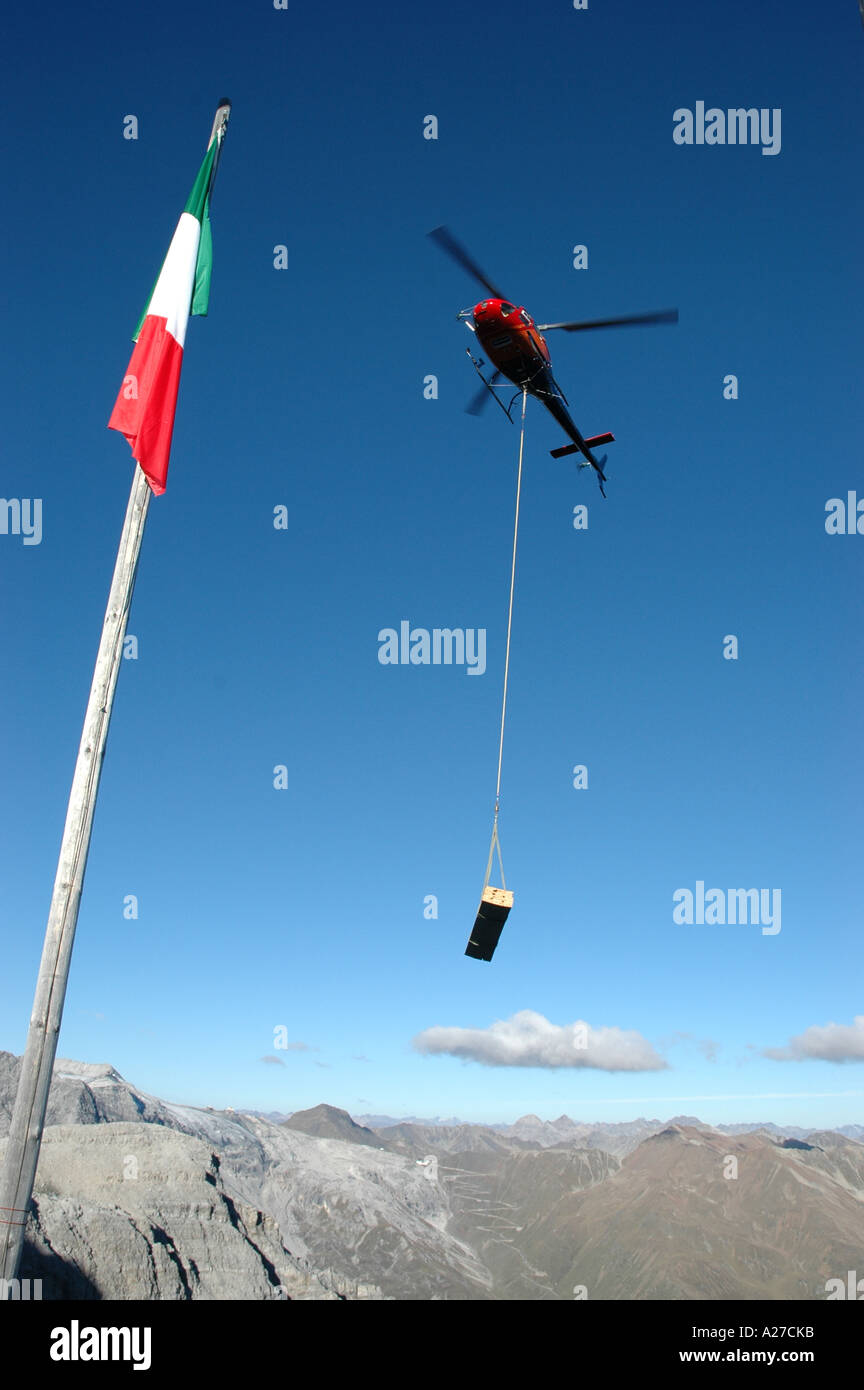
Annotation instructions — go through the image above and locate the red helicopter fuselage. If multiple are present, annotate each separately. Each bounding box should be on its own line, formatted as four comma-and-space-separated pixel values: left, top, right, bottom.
471, 298, 551, 380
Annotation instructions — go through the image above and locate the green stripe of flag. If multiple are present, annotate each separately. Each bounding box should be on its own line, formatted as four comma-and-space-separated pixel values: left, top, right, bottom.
132, 139, 218, 341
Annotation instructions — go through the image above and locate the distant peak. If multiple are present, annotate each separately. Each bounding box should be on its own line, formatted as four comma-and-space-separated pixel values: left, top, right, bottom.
281, 1104, 381, 1147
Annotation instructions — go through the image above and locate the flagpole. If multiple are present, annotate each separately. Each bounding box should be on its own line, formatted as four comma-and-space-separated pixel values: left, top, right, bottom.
1, 101, 231, 1288
0, 464, 151, 1281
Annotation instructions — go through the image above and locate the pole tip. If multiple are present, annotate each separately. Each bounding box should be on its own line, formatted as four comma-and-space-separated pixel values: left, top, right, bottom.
209, 101, 232, 146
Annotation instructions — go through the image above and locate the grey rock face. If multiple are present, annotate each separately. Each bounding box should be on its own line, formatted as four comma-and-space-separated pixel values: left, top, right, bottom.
2, 1124, 343, 1301
2, 1054, 862, 1301
0, 1054, 179, 1135
0, 1056, 491, 1300
237, 1117, 492, 1300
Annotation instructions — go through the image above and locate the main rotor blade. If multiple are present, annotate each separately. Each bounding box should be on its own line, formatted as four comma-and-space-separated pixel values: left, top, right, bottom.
428, 226, 507, 301
536, 309, 679, 333
466, 370, 503, 415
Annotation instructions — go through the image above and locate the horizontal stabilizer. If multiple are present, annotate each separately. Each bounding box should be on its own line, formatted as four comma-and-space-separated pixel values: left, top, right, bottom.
465, 886, 514, 962
550, 431, 615, 460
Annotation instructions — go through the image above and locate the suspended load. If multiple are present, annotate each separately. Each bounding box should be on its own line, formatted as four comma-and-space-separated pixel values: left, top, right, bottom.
462, 390, 527, 963
465, 886, 514, 962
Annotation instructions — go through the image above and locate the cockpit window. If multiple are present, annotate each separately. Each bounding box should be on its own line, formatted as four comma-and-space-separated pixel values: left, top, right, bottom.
500, 302, 516, 316
520, 309, 533, 326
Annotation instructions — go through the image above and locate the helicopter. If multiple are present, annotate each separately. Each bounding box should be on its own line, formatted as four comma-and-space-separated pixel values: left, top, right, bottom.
429, 226, 678, 497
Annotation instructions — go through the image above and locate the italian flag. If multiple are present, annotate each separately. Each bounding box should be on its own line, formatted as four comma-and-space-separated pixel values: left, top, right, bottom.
109, 107, 229, 495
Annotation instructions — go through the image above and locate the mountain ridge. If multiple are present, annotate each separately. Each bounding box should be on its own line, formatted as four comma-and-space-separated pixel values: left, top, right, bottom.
1, 1051, 861, 1300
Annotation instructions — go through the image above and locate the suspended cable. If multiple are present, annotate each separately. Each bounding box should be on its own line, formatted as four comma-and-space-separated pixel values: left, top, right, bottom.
466, 388, 527, 961
482, 386, 528, 894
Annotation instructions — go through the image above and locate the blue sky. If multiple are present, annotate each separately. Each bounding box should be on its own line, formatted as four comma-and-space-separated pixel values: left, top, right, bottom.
1, 0, 863, 1128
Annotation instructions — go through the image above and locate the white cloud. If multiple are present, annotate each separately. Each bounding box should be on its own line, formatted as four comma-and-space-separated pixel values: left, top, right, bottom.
763, 1016, 864, 1063
413, 1010, 667, 1072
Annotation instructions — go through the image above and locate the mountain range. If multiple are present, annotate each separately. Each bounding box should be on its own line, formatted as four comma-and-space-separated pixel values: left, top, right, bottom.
2, 1052, 862, 1301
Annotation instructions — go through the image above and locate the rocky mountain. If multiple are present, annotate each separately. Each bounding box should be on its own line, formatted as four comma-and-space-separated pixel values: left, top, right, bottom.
357, 1113, 474, 1129
1, 1052, 862, 1301
0, 1054, 175, 1133
433, 1123, 864, 1301
537, 1124, 864, 1300
280, 1103, 385, 1149
376, 1121, 533, 1159
241, 1109, 293, 1125
504, 1113, 669, 1155
3, 1123, 342, 1300
484, 1112, 863, 1158
0, 1054, 490, 1300
443, 1145, 620, 1299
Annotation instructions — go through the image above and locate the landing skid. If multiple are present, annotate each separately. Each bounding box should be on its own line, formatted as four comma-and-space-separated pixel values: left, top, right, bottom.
466, 349, 515, 422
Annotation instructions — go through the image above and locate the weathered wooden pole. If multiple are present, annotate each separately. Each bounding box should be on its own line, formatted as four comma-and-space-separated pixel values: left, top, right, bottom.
0, 100, 230, 1289
0, 463, 151, 1281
